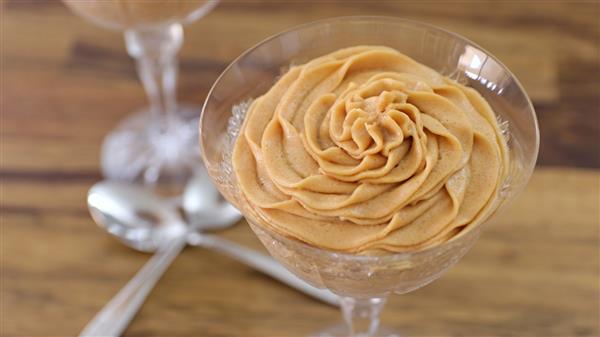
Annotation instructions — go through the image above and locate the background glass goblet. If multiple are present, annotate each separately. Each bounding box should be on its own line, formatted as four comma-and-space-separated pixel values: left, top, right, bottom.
200, 17, 539, 336
64, 0, 219, 191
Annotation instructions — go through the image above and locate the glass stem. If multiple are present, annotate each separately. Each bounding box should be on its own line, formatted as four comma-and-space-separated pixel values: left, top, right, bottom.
340, 296, 387, 337
124, 23, 183, 134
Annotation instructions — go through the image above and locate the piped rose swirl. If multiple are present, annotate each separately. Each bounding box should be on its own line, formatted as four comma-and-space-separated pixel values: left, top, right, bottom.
233, 46, 508, 253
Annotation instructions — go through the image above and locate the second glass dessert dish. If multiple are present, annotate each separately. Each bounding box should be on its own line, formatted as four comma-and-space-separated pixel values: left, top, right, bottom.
64, 0, 219, 190
200, 17, 539, 337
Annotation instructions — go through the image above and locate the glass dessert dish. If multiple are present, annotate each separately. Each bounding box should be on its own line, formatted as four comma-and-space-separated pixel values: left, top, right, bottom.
200, 17, 539, 337
64, 0, 219, 190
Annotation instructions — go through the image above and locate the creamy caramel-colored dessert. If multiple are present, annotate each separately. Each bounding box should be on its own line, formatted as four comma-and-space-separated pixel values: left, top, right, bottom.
233, 46, 508, 253
63, 0, 209, 30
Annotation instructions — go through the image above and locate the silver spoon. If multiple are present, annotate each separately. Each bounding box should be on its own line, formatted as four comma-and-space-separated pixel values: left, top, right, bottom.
182, 167, 241, 231
80, 181, 338, 337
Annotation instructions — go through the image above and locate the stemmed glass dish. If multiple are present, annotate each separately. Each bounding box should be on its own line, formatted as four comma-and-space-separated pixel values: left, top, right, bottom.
63, 0, 219, 190
200, 17, 539, 336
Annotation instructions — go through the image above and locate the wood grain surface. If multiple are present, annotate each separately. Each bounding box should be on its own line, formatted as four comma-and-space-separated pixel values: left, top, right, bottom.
1, 1, 599, 337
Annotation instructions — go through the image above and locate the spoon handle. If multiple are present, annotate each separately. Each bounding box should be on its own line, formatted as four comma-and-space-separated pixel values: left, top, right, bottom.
187, 233, 339, 306
79, 235, 187, 337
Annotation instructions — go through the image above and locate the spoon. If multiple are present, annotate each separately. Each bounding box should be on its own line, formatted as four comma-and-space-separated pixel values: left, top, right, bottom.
182, 167, 241, 231
81, 180, 338, 337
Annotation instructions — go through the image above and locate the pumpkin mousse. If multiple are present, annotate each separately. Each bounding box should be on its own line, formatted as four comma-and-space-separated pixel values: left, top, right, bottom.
233, 46, 508, 253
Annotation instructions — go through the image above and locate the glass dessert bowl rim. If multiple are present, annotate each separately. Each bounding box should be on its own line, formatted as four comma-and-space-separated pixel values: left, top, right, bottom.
200, 15, 540, 263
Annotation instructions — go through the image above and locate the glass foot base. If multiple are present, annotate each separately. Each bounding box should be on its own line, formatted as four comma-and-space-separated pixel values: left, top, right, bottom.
311, 324, 402, 337
101, 104, 201, 193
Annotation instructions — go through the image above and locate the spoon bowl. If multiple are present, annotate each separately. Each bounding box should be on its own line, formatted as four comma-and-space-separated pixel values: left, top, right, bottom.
88, 170, 242, 253
88, 181, 186, 252
183, 168, 242, 231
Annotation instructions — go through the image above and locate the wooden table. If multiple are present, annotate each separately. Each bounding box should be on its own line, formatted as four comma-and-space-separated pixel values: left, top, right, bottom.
2, 1, 599, 336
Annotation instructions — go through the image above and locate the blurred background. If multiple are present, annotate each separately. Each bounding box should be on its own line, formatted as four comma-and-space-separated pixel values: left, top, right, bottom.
2, 1, 599, 337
